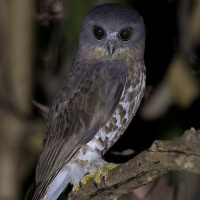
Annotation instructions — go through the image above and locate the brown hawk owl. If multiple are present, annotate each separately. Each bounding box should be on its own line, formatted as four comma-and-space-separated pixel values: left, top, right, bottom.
26, 3, 146, 200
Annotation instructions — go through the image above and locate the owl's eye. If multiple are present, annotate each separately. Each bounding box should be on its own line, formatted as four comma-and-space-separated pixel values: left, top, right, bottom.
93, 26, 106, 40
118, 27, 132, 41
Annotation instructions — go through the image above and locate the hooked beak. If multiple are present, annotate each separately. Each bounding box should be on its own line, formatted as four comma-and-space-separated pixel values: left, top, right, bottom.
107, 39, 116, 55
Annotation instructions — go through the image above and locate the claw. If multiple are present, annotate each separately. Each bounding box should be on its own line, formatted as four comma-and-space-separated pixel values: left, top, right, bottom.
93, 181, 99, 190
79, 181, 84, 190
102, 176, 108, 188
94, 163, 119, 184
81, 171, 96, 185
73, 163, 119, 192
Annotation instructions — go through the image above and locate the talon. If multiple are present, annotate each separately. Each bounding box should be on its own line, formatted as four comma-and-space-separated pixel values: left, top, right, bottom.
102, 176, 108, 188
73, 163, 119, 192
81, 171, 96, 185
79, 181, 84, 190
93, 163, 119, 185
93, 181, 99, 190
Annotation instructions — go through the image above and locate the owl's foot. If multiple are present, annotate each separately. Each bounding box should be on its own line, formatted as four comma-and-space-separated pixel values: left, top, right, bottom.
93, 163, 119, 184
73, 172, 96, 191
73, 162, 119, 191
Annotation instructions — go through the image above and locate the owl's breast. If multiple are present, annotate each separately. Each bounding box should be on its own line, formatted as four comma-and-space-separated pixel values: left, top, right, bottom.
86, 66, 145, 155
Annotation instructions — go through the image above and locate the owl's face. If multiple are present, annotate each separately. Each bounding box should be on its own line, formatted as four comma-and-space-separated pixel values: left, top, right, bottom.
78, 3, 145, 60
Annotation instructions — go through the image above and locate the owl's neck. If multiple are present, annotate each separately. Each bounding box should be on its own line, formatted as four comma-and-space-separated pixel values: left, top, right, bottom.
77, 43, 143, 62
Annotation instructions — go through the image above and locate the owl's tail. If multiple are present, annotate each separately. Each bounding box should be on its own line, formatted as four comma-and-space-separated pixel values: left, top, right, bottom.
44, 168, 71, 200
25, 168, 71, 200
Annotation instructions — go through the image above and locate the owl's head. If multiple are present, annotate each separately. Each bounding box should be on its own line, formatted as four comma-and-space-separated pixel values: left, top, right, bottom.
78, 3, 145, 60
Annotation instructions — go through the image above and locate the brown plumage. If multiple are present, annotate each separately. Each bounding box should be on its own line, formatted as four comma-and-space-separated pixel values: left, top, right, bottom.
25, 3, 145, 200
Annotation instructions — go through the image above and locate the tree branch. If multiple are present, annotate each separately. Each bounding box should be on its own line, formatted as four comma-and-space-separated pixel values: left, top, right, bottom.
69, 128, 200, 200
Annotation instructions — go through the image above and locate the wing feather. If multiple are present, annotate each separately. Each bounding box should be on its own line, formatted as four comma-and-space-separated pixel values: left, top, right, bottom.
34, 60, 127, 198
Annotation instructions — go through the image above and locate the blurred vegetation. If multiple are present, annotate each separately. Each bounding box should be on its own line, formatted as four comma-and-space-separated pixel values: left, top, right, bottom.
0, 0, 199, 200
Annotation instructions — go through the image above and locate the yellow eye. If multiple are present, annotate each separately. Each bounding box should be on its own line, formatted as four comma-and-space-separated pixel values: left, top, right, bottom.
93, 25, 106, 40
118, 27, 132, 41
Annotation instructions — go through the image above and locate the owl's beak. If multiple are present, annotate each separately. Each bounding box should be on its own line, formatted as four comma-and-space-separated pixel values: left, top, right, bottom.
107, 39, 116, 55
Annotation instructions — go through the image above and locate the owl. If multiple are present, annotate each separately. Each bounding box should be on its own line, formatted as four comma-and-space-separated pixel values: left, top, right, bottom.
25, 3, 145, 200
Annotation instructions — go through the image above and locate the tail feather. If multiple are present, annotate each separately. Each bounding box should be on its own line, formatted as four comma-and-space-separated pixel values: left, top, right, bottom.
44, 168, 71, 200
25, 167, 71, 200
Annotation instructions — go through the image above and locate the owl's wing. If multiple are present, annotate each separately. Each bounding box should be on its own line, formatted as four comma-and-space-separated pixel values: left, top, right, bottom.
34, 61, 127, 197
